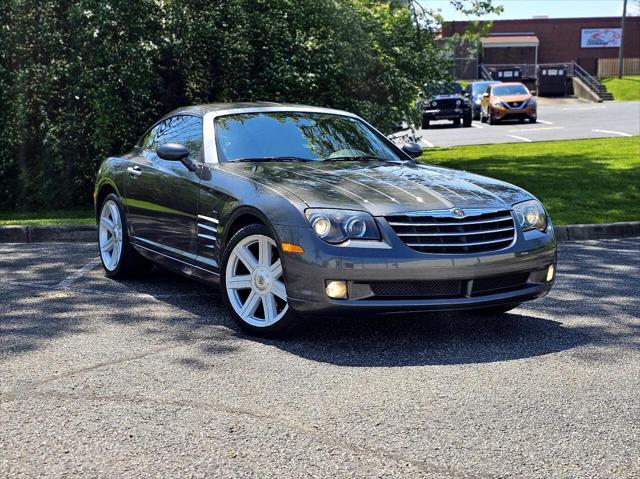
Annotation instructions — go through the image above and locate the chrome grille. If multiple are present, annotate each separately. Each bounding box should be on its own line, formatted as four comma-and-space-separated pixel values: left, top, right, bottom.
386, 210, 515, 254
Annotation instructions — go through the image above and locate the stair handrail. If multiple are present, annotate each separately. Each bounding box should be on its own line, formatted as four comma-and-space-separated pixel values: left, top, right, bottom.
479, 63, 492, 81
573, 62, 603, 96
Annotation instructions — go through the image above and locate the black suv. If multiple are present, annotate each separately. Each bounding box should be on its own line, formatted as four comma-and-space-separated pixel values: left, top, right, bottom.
418, 81, 472, 129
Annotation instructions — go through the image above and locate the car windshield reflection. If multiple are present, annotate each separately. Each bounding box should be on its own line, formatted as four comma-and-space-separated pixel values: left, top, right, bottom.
214, 112, 403, 163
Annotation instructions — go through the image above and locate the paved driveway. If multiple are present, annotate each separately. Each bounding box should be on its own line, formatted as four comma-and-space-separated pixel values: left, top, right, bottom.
1, 240, 639, 478
417, 101, 640, 147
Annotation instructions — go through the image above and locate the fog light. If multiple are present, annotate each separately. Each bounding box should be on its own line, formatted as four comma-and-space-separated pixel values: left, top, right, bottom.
546, 265, 555, 282
326, 280, 348, 299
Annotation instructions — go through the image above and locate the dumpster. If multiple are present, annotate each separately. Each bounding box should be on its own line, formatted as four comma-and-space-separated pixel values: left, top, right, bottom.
537, 65, 569, 96
491, 67, 522, 82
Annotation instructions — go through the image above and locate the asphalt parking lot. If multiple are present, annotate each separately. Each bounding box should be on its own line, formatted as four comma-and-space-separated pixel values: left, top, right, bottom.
1, 239, 639, 478
417, 100, 640, 147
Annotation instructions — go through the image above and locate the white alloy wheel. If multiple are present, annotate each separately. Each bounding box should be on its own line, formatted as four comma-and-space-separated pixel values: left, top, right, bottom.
225, 234, 288, 327
99, 199, 123, 271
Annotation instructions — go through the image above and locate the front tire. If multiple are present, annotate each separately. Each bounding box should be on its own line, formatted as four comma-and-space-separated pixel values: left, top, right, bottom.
221, 223, 295, 335
98, 193, 151, 279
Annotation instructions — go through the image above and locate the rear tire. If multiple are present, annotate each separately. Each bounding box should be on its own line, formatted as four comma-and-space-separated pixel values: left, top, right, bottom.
98, 193, 151, 279
463, 113, 472, 127
221, 223, 296, 336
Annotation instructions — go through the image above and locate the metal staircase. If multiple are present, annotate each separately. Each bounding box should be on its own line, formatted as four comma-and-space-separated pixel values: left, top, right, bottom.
573, 62, 614, 101
479, 64, 492, 81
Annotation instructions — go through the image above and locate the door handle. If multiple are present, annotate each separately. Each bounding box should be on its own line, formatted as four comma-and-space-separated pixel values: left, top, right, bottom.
127, 166, 142, 178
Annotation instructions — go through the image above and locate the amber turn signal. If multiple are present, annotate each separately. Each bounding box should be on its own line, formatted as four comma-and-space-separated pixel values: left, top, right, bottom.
281, 242, 304, 254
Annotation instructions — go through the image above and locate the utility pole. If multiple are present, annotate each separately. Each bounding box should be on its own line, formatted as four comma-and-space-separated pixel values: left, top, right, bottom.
618, 0, 627, 78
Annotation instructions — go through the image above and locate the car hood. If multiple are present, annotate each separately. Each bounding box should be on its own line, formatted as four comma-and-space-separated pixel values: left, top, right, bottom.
226, 161, 533, 216
494, 94, 531, 102
431, 94, 465, 100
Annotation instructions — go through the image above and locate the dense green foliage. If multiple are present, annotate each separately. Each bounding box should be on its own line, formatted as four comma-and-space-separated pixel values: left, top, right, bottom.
0, 0, 497, 211
421, 137, 640, 225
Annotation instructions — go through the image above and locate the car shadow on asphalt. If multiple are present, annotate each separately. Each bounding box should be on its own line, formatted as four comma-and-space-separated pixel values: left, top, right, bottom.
248, 312, 589, 367
2, 240, 637, 369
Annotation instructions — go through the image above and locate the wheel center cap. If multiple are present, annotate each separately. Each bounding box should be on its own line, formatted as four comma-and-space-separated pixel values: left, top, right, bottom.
253, 267, 271, 292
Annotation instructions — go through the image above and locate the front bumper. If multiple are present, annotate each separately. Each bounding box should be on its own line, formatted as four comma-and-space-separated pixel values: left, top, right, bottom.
273, 218, 557, 316
492, 104, 537, 120
422, 108, 470, 121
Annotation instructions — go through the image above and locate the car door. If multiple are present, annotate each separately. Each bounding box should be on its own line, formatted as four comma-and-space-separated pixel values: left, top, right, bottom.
124, 115, 203, 260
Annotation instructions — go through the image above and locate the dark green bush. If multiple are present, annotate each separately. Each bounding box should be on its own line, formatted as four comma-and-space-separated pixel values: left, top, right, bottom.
0, 0, 491, 211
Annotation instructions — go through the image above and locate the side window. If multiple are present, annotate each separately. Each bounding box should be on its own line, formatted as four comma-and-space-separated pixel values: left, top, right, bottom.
154, 115, 203, 161
139, 125, 158, 149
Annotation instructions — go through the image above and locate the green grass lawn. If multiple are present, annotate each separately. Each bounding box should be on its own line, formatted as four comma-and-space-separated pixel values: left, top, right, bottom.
0, 209, 94, 226
420, 137, 640, 225
602, 75, 640, 101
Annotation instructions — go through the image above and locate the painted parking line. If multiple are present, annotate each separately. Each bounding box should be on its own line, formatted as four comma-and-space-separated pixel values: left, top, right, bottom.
508, 127, 564, 133
592, 129, 633, 137
561, 105, 606, 111
537, 120, 554, 125
420, 139, 435, 148
55, 257, 102, 289
471, 123, 484, 128
508, 135, 533, 143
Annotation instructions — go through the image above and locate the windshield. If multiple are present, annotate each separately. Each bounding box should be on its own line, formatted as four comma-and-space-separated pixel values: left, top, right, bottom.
424, 81, 462, 96
215, 112, 403, 163
493, 84, 529, 96
472, 82, 497, 95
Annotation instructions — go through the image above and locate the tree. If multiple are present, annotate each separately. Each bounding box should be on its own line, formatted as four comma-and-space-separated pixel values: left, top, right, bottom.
0, 0, 501, 211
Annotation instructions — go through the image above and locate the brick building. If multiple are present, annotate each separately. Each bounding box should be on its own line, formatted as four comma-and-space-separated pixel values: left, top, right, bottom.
443, 16, 640, 76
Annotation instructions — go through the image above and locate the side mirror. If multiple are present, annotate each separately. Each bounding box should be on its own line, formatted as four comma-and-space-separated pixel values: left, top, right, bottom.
156, 143, 197, 172
402, 142, 423, 158
157, 143, 189, 161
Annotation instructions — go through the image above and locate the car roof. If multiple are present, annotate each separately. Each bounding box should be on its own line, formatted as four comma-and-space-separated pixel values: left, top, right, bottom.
160, 102, 352, 120
493, 82, 525, 87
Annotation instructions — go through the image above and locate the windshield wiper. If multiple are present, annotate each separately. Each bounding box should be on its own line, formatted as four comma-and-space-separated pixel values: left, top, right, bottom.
325, 156, 402, 163
233, 156, 313, 163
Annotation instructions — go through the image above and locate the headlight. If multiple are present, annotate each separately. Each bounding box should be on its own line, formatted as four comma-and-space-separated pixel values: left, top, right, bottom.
513, 200, 547, 232
305, 209, 380, 243
431, 101, 437, 107
456, 99, 462, 106
527, 97, 537, 106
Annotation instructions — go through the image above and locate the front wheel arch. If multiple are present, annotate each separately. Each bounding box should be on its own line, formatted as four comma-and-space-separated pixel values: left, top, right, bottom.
221, 206, 277, 250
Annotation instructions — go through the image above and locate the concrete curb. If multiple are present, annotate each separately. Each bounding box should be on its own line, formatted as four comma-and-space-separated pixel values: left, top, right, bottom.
553, 221, 640, 242
0, 222, 639, 243
0, 225, 97, 243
